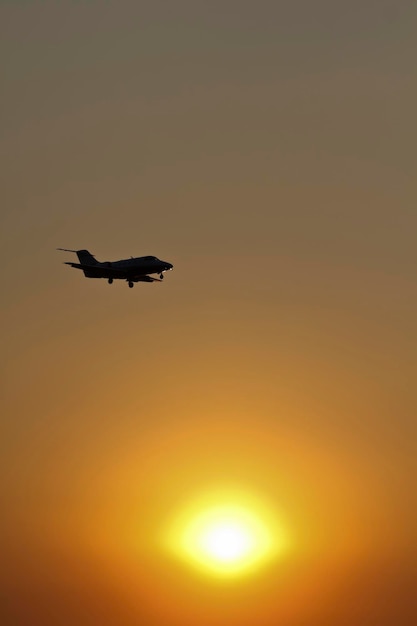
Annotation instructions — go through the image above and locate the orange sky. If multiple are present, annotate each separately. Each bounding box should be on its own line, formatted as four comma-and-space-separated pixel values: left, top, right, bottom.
1, 2, 416, 625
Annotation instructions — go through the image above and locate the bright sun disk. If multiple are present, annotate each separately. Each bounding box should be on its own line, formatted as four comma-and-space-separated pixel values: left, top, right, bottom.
201, 520, 253, 562
165, 491, 288, 578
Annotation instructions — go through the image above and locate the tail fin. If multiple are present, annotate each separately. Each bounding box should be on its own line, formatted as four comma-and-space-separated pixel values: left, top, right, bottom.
75, 250, 98, 265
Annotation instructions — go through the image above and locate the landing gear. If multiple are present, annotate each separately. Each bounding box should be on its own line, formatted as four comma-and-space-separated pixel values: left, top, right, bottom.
128, 281, 134, 288
108, 278, 113, 284
160, 273, 164, 280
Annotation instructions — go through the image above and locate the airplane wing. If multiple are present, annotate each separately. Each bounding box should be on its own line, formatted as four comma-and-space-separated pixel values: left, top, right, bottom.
64, 262, 127, 277
132, 275, 162, 282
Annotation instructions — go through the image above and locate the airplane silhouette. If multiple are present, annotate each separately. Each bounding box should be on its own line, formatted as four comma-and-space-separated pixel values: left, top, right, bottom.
58, 249, 173, 288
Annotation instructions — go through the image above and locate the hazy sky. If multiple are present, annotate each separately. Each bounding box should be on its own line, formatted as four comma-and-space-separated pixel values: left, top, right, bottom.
1, 2, 416, 625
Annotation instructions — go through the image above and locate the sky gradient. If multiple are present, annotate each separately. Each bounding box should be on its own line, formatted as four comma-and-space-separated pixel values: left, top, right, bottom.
1, 1, 416, 625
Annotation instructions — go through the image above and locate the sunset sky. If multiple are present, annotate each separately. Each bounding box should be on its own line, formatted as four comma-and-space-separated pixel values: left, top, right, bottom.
1, 2, 416, 625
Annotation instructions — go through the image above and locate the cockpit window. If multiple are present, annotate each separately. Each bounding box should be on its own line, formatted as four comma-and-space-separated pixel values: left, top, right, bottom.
142, 255, 158, 261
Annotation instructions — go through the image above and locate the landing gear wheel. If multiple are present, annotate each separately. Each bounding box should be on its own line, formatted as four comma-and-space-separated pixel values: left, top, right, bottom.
160, 273, 164, 280
108, 278, 113, 284
128, 281, 134, 288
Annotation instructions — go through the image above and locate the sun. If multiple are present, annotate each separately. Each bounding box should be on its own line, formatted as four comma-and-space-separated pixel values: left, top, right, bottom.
199, 517, 254, 562
183, 504, 269, 574
165, 490, 288, 578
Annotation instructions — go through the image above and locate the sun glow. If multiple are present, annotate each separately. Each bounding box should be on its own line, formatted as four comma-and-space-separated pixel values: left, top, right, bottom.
165, 490, 289, 578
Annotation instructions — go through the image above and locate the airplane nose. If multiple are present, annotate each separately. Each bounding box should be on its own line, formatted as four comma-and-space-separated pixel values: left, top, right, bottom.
166, 263, 173, 270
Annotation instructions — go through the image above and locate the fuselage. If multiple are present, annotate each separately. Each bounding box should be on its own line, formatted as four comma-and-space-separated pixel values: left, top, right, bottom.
87, 255, 174, 280
106, 255, 173, 275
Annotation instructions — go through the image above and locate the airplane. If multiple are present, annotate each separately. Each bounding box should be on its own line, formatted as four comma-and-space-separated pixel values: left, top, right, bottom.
57, 248, 173, 288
